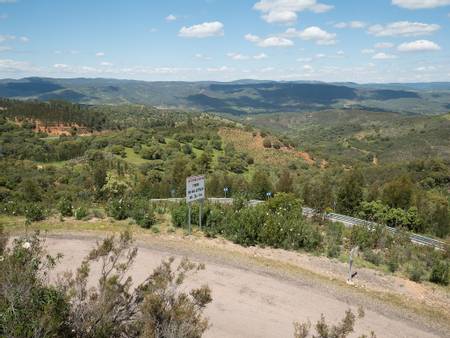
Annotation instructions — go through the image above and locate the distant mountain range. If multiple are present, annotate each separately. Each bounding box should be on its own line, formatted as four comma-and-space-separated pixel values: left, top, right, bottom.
1, 77, 449, 115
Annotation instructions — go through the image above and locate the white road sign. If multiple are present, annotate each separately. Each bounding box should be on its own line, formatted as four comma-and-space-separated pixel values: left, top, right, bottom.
186, 175, 205, 202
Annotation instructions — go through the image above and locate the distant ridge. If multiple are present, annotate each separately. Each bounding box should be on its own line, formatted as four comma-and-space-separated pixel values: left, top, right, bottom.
0, 77, 449, 115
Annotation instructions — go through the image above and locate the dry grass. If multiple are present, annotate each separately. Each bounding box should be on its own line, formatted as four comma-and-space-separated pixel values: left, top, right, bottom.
218, 127, 314, 166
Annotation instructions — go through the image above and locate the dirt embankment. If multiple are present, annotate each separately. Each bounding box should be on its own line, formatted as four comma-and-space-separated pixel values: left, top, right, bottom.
38, 230, 449, 338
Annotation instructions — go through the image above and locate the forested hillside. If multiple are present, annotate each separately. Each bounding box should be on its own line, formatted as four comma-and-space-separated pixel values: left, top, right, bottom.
1, 77, 450, 115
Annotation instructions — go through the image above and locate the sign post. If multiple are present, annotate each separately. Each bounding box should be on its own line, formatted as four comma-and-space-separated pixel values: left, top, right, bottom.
186, 175, 205, 235
224, 187, 229, 198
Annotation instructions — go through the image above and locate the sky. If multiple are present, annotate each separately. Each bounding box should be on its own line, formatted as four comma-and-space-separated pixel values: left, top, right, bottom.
1, 0, 450, 83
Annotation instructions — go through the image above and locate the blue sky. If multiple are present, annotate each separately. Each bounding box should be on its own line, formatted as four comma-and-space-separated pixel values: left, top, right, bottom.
1, 0, 450, 82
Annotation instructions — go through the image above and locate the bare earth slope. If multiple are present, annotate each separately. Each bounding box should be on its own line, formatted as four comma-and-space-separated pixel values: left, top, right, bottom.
42, 232, 448, 338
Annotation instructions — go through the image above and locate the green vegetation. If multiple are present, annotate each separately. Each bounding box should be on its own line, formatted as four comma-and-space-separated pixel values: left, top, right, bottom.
0, 227, 212, 337
169, 195, 449, 285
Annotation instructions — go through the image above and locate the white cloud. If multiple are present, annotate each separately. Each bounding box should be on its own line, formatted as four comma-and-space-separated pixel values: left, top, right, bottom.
397, 39, 441, 52
19, 36, 29, 42
253, 0, 333, 24
100, 61, 113, 66
374, 42, 394, 49
244, 33, 260, 42
179, 21, 224, 38
392, 0, 450, 9
285, 26, 337, 45
372, 52, 397, 59
53, 63, 69, 69
254, 53, 268, 59
334, 21, 366, 29
194, 53, 212, 60
258, 36, 294, 47
415, 65, 436, 71
227, 52, 269, 60
368, 21, 440, 37
297, 57, 312, 62
165, 14, 177, 22
336, 50, 345, 55
95, 52, 105, 57
245, 33, 293, 47
206, 66, 233, 72
149, 28, 158, 33
361, 48, 375, 54
227, 52, 250, 60
303, 64, 314, 72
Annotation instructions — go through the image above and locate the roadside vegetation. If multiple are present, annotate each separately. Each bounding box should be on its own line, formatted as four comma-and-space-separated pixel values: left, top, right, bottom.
0, 99, 449, 287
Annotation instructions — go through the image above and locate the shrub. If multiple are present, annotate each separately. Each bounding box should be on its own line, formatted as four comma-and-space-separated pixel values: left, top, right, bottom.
25, 203, 46, 223
429, 260, 449, 285
262, 138, 272, 148
130, 198, 156, 229
58, 196, 73, 217
74, 206, 88, 220
0, 232, 72, 337
106, 198, 130, 220
171, 203, 189, 227
408, 262, 425, 282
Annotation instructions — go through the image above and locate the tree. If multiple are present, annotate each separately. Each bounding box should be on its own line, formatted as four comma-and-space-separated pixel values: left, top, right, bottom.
302, 174, 333, 214
250, 170, 273, 200
381, 176, 414, 210
276, 169, 294, 193
336, 169, 364, 215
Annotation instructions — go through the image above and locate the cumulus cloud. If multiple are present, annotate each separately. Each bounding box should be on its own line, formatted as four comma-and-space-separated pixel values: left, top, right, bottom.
244, 33, 260, 42
253, 0, 333, 24
19, 36, 29, 42
100, 61, 113, 66
374, 42, 394, 49
258, 36, 294, 47
95, 52, 105, 57
165, 14, 177, 22
397, 39, 441, 52
334, 21, 366, 29
245, 33, 294, 47
179, 21, 224, 38
285, 26, 337, 45
372, 52, 397, 59
392, 0, 450, 9
368, 21, 440, 37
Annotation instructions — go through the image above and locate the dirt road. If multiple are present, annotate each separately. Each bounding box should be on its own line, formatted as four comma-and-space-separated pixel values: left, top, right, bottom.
43, 233, 446, 338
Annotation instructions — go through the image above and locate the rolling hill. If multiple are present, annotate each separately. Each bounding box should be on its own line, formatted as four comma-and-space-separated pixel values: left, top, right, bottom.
1, 77, 449, 115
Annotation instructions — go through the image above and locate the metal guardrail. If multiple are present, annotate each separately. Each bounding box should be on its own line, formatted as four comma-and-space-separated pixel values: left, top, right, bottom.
149, 198, 447, 250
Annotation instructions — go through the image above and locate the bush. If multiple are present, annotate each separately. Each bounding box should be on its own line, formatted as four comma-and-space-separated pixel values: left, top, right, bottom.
25, 203, 46, 223
74, 206, 88, 220
430, 260, 449, 285
408, 262, 425, 282
130, 198, 156, 229
171, 203, 189, 227
262, 138, 272, 148
106, 198, 130, 220
58, 196, 73, 217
